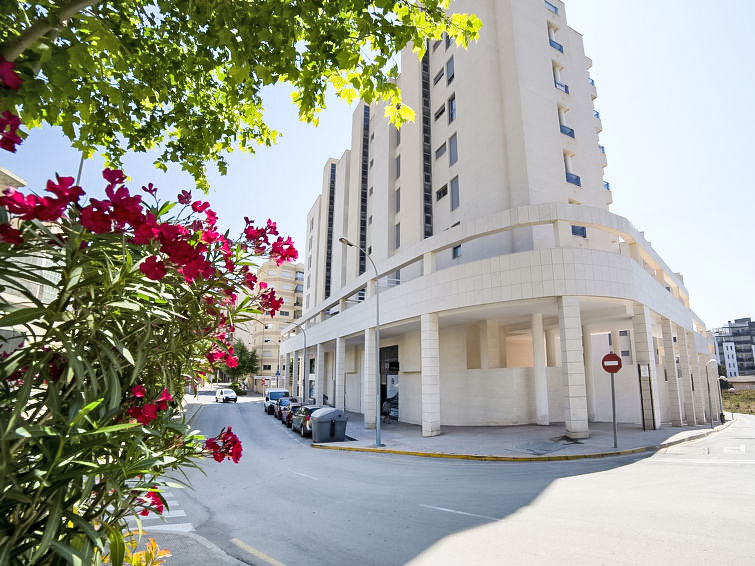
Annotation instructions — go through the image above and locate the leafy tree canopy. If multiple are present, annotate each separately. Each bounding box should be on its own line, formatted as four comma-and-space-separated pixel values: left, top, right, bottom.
226, 339, 259, 380
1, 1, 481, 189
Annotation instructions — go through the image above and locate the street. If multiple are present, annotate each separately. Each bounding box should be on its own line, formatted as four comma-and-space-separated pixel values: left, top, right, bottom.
157, 390, 755, 565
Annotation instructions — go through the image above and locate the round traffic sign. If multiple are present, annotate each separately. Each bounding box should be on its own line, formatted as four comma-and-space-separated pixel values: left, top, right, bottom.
601, 352, 622, 373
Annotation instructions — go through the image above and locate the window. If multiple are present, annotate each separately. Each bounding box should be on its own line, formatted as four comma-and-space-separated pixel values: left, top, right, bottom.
436, 184, 448, 200
435, 143, 446, 160
445, 33, 452, 50
619, 330, 629, 336
446, 57, 455, 84
296, 271, 304, 280
433, 39, 442, 51
264, 324, 271, 330
571, 225, 587, 238
396, 128, 401, 146
449, 133, 458, 165
433, 68, 444, 85
310, 218, 314, 231
280, 310, 290, 317
264, 338, 271, 343
621, 350, 630, 357
452, 245, 461, 259
263, 364, 272, 371
448, 94, 456, 123
450, 176, 460, 210
395, 155, 400, 178
395, 223, 400, 248
309, 358, 315, 374
434, 105, 446, 121
306, 275, 310, 288
295, 284, 303, 293
369, 186, 373, 196
368, 215, 372, 225
369, 158, 374, 168
367, 245, 372, 255
545, 1, 559, 15
308, 256, 311, 268
395, 188, 400, 212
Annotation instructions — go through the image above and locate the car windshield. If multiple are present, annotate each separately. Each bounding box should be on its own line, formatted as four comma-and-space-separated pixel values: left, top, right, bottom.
279, 399, 290, 406
222, 390, 234, 395
269, 391, 289, 400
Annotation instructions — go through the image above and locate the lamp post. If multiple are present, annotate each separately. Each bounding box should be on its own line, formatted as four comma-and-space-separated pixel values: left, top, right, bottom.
339, 237, 383, 447
291, 322, 307, 402
705, 359, 717, 429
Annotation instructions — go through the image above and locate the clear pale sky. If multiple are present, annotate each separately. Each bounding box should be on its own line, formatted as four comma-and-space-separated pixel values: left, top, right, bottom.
1, 0, 752, 329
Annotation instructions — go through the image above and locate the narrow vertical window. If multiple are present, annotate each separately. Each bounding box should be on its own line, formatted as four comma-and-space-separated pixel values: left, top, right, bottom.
450, 176, 460, 210
446, 57, 455, 84
448, 94, 456, 123
395, 223, 400, 248
395, 187, 400, 212
395, 155, 401, 178
452, 245, 461, 259
396, 127, 401, 146
449, 133, 458, 165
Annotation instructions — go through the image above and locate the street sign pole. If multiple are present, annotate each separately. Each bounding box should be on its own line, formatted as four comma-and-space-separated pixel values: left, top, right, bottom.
610, 373, 617, 449
601, 352, 623, 449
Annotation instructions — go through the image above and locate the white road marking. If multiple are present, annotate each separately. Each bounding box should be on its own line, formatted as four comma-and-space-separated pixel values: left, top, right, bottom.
419, 504, 498, 521
294, 472, 318, 480
724, 445, 746, 455
648, 458, 755, 465
142, 522, 195, 533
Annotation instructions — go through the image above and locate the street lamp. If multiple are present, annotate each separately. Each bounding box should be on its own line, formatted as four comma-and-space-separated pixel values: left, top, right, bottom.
339, 237, 383, 447
291, 322, 307, 401
705, 358, 717, 429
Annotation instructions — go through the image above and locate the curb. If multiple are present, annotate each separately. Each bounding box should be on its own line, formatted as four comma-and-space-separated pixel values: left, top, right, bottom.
148, 530, 246, 565
311, 419, 734, 462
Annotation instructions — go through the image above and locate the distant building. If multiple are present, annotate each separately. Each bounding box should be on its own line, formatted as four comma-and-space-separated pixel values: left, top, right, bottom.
235, 260, 305, 389
714, 318, 755, 377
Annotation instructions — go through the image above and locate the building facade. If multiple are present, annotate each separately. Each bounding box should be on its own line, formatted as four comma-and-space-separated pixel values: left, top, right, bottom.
280, 0, 718, 438
714, 318, 755, 377
235, 260, 305, 388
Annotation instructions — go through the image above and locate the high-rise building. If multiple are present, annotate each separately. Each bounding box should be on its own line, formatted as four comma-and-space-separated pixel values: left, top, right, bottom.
714, 318, 755, 377
281, 0, 718, 439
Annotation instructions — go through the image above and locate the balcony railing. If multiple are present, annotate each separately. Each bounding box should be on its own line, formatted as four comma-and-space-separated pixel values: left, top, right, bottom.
603, 181, 611, 191
545, 1, 559, 15
593, 110, 600, 119
549, 39, 563, 53
554, 80, 569, 94
566, 172, 581, 186
598, 144, 605, 154
588, 77, 595, 86
560, 124, 575, 138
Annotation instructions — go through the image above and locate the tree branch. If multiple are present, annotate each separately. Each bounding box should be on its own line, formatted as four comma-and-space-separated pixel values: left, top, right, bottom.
2, 0, 102, 62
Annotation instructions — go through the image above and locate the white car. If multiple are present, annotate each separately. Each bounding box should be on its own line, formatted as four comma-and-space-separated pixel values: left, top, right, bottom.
215, 389, 238, 403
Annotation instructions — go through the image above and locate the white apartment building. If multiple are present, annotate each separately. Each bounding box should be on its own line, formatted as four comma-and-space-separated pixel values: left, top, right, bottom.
280, 0, 718, 439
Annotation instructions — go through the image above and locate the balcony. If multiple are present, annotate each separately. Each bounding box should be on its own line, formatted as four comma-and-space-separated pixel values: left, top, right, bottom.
598, 144, 605, 154
593, 110, 600, 119
566, 172, 581, 186
603, 181, 611, 191
588, 78, 595, 86
560, 124, 575, 138
545, 1, 559, 15
554, 80, 569, 94
549, 39, 564, 53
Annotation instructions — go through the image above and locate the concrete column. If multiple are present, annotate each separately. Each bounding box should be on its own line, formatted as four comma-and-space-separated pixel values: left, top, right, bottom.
660, 318, 683, 426
284, 354, 291, 390
695, 354, 708, 423
335, 337, 345, 410
363, 327, 377, 429
676, 329, 697, 424
582, 325, 596, 422
421, 313, 441, 437
546, 328, 559, 367
484, 320, 501, 369
339, 297, 346, 313
558, 296, 589, 439
627, 242, 641, 262
500, 326, 508, 368
532, 313, 549, 425
423, 251, 436, 276
315, 343, 325, 405
632, 304, 662, 430
610, 330, 620, 355
553, 221, 572, 248
292, 351, 299, 398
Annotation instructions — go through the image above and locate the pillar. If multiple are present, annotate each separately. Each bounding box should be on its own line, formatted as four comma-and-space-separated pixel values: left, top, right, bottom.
315, 343, 325, 405
660, 318, 683, 426
553, 220, 572, 248
335, 337, 345, 410
421, 313, 441, 437
632, 304, 661, 430
582, 325, 596, 422
558, 296, 589, 439
676, 329, 697, 424
423, 251, 436, 276
695, 355, 708, 423
284, 354, 291, 390
292, 351, 299, 398
532, 313, 549, 425
363, 327, 377, 429
483, 320, 501, 369
546, 328, 559, 367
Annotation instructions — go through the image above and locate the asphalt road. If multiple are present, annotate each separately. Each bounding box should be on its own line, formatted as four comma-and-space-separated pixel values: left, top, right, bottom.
169, 391, 755, 566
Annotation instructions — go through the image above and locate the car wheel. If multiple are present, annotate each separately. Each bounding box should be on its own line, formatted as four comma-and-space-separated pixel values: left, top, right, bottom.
300, 424, 305, 437
233, 399, 237, 403
267, 406, 274, 415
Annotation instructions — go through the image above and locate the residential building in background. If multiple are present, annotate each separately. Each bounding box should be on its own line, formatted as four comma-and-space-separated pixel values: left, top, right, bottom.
235, 260, 305, 389
714, 318, 755, 377
281, 0, 718, 439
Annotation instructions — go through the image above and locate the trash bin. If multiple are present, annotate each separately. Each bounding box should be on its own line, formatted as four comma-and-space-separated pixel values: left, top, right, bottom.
310, 408, 348, 443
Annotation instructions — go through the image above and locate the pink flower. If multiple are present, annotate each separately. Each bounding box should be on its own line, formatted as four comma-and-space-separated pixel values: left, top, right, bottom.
0, 58, 22, 90
156, 388, 173, 410
102, 168, 126, 188
177, 190, 192, 205
45, 175, 84, 205
0, 223, 23, 245
191, 200, 210, 213
0, 111, 22, 153
131, 384, 146, 398
79, 200, 112, 233
204, 427, 243, 463
140, 256, 167, 280
141, 183, 157, 196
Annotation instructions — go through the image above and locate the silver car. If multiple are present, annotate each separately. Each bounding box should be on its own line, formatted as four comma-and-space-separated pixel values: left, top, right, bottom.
291, 405, 322, 437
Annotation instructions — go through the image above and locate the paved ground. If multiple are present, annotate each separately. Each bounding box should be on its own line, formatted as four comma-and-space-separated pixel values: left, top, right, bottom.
144, 387, 730, 566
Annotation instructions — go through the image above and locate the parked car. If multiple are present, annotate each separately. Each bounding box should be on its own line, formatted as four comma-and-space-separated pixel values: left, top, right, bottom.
291, 405, 322, 437
278, 398, 300, 423
273, 397, 294, 420
264, 388, 290, 414
215, 389, 237, 403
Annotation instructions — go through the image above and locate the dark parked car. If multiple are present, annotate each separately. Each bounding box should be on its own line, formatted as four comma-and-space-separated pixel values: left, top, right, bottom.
291, 405, 322, 437
279, 398, 300, 423
273, 397, 292, 420
284, 402, 303, 427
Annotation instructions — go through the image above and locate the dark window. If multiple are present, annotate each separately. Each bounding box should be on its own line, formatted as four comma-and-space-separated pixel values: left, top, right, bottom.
436, 185, 448, 200
448, 94, 456, 123
395, 223, 400, 248
309, 358, 315, 373
396, 128, 401, 146
395, 155, 400, 178
433, 69, 444, 85
446, 57, 455, 84
619, 330, 629, 336
452, 245, 461, 259
395, 188, 400, 212
571, 225, 587, 238
369, 186, 373, 196
368, 215, 372, 225
449, 134, 458, 165
435, 143, 446, 159
434, 105, 446, 121
295, 284, 303, 293
280, 310, 290, 317
445, 33, 452, 50
263, 364, 272, 371
433, 39, 442, 51
621, 350, 630, 357
450, 176, 460, 210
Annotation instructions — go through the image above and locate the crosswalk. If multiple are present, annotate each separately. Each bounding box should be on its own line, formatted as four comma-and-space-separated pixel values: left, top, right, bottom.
125, 488, 194, 533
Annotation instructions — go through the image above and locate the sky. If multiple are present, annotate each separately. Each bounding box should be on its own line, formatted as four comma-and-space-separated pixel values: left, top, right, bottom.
1, 0, 752, 329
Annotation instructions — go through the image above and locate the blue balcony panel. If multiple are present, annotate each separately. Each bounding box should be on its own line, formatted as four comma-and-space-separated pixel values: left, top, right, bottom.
545, 1, 559, 15
554, 80, 569, 94
603, 181, 611, 191
549, 39, 564, 53
588, 78, 596, 86
598, 144, 605, 154
593, 110, 601, 119
560, 124, 575, 138
566, 172, 581, 187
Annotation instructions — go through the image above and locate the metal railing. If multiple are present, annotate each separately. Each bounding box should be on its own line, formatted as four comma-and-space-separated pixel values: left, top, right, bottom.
549, 39, 563, 53
593, 110, 600, 119
598, 144, 605, 154
560, 124, 575, 138
603, 181, 611, 191
554, 80, 569, 94
588, 77, 595, 86
545, 1, 559, 15
566, 172, 581, 186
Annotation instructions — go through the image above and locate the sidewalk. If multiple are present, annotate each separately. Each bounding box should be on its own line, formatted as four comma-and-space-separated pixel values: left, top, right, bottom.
312, 410, 735, 461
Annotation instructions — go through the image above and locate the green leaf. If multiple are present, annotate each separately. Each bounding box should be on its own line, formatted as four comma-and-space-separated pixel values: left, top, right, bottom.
0, 307, 46, 327
107, 528, 126, 566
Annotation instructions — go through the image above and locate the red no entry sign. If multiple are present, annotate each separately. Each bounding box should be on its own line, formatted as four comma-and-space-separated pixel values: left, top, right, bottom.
602, 352, 622, 373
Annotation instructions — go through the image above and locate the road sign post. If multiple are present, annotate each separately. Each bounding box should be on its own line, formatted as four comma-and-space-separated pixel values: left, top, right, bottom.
602, 352, 623, 449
